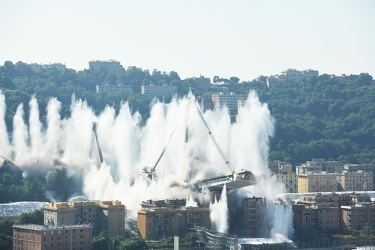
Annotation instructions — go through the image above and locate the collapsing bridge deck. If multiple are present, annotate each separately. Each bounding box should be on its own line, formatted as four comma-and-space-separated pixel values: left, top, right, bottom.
196, 170, 257, 192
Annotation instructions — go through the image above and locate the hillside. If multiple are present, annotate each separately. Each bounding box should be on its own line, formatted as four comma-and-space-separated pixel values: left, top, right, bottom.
0, 61, 374, 166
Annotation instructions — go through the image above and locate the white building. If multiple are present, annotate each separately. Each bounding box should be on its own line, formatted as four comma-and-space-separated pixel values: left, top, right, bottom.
89, 60, 122, 73
141, 84, 177, 99
267, 68, 319, 86
96, 84, 133, 93
211, 92, 246, 112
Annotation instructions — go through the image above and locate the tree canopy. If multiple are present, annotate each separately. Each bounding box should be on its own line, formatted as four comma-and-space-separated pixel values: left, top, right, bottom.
0, 61, 374, 166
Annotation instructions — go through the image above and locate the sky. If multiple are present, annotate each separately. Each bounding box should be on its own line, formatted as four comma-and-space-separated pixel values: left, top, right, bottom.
0, 0, 374, 81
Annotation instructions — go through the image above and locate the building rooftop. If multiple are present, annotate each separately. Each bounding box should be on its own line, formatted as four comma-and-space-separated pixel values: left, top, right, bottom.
44, 200, 124, 210
13, 223, 93, 230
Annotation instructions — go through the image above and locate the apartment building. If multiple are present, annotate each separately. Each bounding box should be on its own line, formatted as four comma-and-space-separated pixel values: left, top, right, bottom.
297, 173, 339, 193
43, 200, 125, 237
337, 170, 373, 191
272, 173, 298, 193
141, 84, 177, 99
302, 69, 319, 78
344, 164, 375, 189
96, 84, 133, 94
301, 204, 340, 230
282, 69, 304, 82
341, 203, 375, 230
13, 224, 92, 250
211, 92, 246, 112
89, 60, 121, 73
268, 161, 293, 175
298, 193, 370, 208
192, 75, 210, 85
138, 205, 210, 241
241, 197, 266, 237
296, 158, 343, 174
294, 193, 374, 231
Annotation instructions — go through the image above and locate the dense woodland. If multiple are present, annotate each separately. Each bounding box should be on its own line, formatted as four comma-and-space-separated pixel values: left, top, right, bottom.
0, 61, 374, 168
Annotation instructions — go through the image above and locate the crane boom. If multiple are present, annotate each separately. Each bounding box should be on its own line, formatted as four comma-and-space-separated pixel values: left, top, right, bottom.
143, 130, 174, 180
194, 101, 234, 174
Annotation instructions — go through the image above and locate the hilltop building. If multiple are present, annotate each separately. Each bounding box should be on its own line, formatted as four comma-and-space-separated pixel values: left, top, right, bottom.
267, 68, 319, 87
137, 199, 210, 241
43, 200, 126, 237
96, 84, 133, 94
192, 75, 211, 85
29, 63, 66, 72
89, 60, 122, 73
13, 224, 92, 250
141, 84, 177, 100
211, 92, 246, 112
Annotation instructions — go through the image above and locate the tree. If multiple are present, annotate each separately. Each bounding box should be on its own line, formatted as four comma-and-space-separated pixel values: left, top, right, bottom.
92, 232, 109, 250
229, 76, 240, 84
0, 234, 12, 250
0, 73, 16, 90
16, 209, 43, 225
120, 237, 146, 250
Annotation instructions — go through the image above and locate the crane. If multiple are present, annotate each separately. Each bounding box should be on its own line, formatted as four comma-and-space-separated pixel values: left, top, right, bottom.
193, 99, 256, 192
143, 130, 174, 180
193, 100, 234, 174
92, 122, 103, 165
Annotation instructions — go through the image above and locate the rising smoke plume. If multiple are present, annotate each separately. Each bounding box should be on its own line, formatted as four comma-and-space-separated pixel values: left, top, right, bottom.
0, 90, 293, 239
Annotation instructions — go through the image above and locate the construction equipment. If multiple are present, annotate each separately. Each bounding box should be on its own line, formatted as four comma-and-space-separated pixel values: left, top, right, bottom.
142, 99, 257, 192
193, 100, 257, 192
143, 130, 174, 180
92, 122, 103, 164
193, 101, 234, 174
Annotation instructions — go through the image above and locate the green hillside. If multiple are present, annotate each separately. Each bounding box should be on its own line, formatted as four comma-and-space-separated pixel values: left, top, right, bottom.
0, 61, 374, 166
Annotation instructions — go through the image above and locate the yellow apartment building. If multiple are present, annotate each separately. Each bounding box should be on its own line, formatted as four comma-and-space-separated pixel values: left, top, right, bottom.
138, 206, 210, 241
43, 200, 125, 237
297, 173, 338, 193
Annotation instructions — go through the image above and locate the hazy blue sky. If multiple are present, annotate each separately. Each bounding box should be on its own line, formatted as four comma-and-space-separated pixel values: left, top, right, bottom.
1, 0, 374, 81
